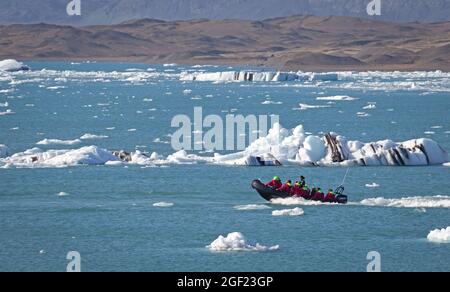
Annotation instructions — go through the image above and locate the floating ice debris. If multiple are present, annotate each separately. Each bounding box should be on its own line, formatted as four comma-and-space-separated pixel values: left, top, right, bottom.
0, 109, 14, 116
183, 89, 192, 95
296, 103, 331, 110
0, 145, 9, 158
444, 162, 450, 167
0, 102, 8, 107
363, 103, 377, 110
0, 146, 118, 168
0, 59, 29, 72
272, 208, 304, 216
360, 196, 450, 208
427, 227, 450, 243
365, 183, 380, 188
233, 204, 271, 211
57, 192, 69, 197
80, 134, 108, 140
317, 95, 358, 101
36, 139, 81, 146
153, 202, 174, 208
46, 86, 66, 90
207, 232, 279, 252
127, 129, 137, 132
424, 131, 435, 135
261, 100, 282, 105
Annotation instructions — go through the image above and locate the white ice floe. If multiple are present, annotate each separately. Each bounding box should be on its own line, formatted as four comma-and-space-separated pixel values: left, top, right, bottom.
317, 95, 358, 101
207, 232, 279, 252
153, 202, 174, 208
272, 207, 304, 216
0, 102, 8, 107
57, 192, 70, 197
0, 109, 14, 116
233, 204, 271, 211
261, 100, 283, 105
360, 196, 450, 208
427, 227, 450, 243
444, 162, 450, 167
0, 146, 118, 168
0, 59, 29, 72
296, 103, 331, 110
80, 133, 108, 140
363, 104, 377, 110
0, 145, 9, 158
36, 139, 82, 146
365, 183, 380, 188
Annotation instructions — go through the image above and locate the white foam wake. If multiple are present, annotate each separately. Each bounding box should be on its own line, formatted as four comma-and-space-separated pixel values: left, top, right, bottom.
272, 208, 304, 216
270, 197, 332, 206
360, 196, 450, 208
427, 227, 450, 243
207, 232, 279, 252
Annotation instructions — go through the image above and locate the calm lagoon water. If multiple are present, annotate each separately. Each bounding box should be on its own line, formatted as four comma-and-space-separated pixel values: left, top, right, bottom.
0, 62, 449, 271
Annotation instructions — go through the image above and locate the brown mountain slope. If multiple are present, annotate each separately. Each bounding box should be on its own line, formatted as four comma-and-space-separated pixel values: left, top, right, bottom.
1, 15, 449, 71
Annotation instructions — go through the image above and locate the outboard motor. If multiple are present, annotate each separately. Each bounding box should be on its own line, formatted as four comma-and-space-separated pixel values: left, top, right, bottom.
334, 185, 348, 204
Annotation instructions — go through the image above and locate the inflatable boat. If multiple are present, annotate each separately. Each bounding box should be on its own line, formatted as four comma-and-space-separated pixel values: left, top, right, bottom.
251, 180, 348, 204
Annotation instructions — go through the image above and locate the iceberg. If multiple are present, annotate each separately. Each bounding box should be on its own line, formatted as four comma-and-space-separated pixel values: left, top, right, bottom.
0, 145, 9, 158
272, 208, 305, 216
181, 71, 305, 82
180, 70, 341, 83
210, 123, 448, 166
0, 59, 30, 72
427, 227, 450, 243
207, 232, 279, 252
0, 146, 118, 168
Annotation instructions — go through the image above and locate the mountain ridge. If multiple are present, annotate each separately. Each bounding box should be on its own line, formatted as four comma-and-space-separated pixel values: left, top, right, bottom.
1, 0, 450, 26
1, 15, 449, 71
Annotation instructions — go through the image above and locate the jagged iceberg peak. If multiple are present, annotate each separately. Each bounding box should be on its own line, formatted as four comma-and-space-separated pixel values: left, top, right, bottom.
0, 59, 30, 72
212, 123, 449, 167
0, 145, 9, 158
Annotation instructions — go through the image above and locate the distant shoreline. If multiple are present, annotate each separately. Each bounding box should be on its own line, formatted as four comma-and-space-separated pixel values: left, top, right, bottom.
14, 58, 450, 73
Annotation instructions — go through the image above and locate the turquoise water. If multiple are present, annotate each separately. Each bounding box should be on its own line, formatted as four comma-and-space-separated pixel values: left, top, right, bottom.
0, 62, 449, 271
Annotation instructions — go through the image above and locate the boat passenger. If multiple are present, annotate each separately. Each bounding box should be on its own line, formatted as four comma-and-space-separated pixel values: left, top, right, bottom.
277, 180, 293, 192
324, 189, 336, 203
266, 176, 282, 189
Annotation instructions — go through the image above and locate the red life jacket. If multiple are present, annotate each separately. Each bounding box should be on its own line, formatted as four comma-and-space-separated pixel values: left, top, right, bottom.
312, 191, 325, 202
291, 185, 302, 196
301, 189, 311, 199
266, 180, 282, 189
324, 192, 336, 203
277, 184, 292, 193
